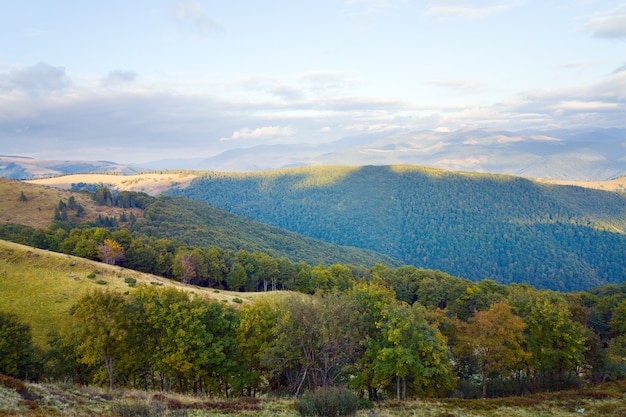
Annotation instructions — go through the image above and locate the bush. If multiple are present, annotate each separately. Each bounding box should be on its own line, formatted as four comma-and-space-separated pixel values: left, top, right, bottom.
296, 386, 359, 417
232, 297, 243, 304
87, 272, 97, 279
96, 280, 107, 285
110, 401, 152, 417
124, 277, 137, 287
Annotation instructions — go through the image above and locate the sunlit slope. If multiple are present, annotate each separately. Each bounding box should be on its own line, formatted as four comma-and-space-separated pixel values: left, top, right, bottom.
0, 239, 279, 348
170, 165, 626, 291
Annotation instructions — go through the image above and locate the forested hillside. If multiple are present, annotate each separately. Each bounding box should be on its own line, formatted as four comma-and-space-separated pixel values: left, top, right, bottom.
0, 178, 396, 269
170, 165, 626, 291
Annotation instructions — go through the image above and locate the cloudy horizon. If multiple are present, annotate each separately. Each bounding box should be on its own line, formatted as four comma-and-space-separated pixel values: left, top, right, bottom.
1, 0, 625, 164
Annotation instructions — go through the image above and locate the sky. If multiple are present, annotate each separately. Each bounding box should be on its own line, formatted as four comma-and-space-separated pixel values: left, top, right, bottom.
1, 0, 625, 164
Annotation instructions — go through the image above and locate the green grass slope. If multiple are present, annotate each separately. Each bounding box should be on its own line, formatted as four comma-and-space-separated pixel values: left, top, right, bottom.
0, 239, 276, 348
169, 165, 626, 291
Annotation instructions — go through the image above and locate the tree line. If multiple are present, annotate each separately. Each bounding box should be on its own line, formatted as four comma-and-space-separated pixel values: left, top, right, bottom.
3, 276, 626, 400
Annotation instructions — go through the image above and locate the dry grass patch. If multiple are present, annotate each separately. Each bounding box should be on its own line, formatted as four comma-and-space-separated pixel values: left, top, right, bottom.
27, 172, 199, 196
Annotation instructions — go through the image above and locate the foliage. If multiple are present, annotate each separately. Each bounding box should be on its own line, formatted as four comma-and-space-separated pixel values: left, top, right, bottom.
0, 312, 41, 380
170, 165, 626, 291
295, 386, 359, 417
456, 301, 529, 397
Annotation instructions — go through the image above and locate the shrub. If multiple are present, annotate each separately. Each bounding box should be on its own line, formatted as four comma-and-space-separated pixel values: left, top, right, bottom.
109, 401, 152, 417
96, 280, 107, 285
124, 277, 137, 287
296, 386, 359, 417
232, 297, 243, 304
87, 272, 97, 279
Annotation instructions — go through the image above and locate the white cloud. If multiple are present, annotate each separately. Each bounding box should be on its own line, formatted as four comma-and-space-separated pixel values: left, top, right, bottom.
425, 78, 486, 94
101, 70, 137, 88
236, 76, 306, 101
173, 0, 221, 37
0, 63, 72, 95
346, 0, 407, 13
425, 0, 522, 20
225, 126, 296, 141
298, 71, 354, 92
584, 7, 626, 39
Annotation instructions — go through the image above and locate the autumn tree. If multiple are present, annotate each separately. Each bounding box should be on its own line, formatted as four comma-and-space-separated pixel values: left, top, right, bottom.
457, 301, 529, 397
98, 239, 125, 265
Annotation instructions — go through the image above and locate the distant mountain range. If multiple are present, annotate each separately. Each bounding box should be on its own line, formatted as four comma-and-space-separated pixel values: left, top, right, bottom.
117, 127, 626, 181
0, 155, 140, 179
4, 127, 626, 181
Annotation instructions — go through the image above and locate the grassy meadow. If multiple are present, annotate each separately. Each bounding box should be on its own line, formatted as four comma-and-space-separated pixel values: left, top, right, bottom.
26, 172, 199, 196
0, 239, 276, 348
1, 376, 625, 417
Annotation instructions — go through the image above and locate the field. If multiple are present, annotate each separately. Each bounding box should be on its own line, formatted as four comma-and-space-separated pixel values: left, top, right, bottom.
0, 239, 277, 347
26, 172, 199, 196
1, 376, 625, 417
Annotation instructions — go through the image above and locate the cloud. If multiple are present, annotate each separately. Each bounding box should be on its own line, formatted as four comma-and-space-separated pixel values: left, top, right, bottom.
584, 7, 626, 39
425, 0, 522, 20
425, 78, 486, 94
0, 63, 72, 95
101, 70, 137, 87
298, 71, 354, 92
173, 0, 220, 37
236, 76, 306, 101
225, 126, 296, 141
346, 0, 406, 13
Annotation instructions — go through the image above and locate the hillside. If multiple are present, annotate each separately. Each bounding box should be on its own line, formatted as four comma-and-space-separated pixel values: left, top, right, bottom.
0, 239, 280, 347
0, 178, 397, 268
26, 171, 199, 195
0, 178, 144, 229
169, 165, 626, 291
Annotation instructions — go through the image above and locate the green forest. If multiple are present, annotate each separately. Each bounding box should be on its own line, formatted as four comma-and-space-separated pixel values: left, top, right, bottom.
169, 165, 626, 291
2, 173, 626, 416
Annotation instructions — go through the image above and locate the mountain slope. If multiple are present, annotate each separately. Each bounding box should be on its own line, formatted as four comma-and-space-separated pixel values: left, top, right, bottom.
169, 165, 626, 291
0, 178, 397, 268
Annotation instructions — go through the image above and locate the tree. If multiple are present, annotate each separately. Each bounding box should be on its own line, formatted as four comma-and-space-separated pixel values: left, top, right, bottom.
371, 302, 454, 399
0, 311, 40, 380
19, 191, 28, 202
237, 299, 282, 395
71, 291, 130, 390
457, 301, 529, 397
173, 249, 206, 285
98, 239, 125, 265
526, 295, 587, 390
227, 262, 248, 291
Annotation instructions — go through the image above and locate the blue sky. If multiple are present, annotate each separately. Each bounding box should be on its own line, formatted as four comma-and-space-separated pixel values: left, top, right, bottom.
1, 0, 625, 163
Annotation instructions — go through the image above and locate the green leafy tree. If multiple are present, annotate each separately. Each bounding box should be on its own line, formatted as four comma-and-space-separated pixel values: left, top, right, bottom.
0, 311, 41, 380
526, 295, 587, 389
227, 262, 248, 291
71, 291, 131, 390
